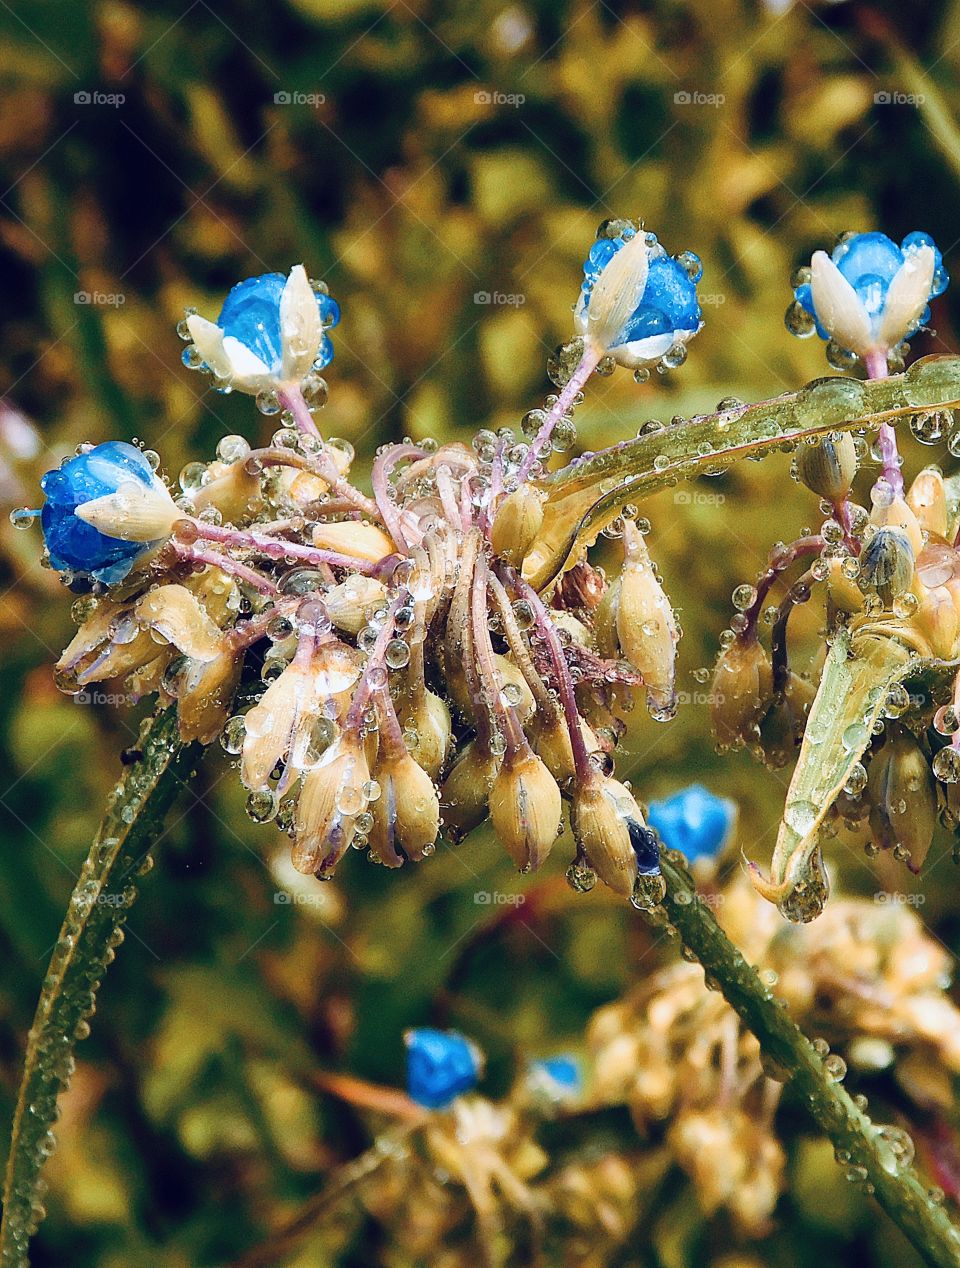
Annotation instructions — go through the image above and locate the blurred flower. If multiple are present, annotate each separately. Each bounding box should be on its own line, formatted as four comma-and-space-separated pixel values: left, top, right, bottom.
789, 231, 948, 369
405, 1028, 483, 1109
575, 223, 702, 368
184, 265, 339, 395
40, 441, 180, 584
647, 784, 736, 865
525, 1055, 583, 1103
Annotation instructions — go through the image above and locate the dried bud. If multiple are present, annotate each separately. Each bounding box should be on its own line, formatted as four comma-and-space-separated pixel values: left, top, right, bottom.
293, 735, 370, 876
324, 575, 389, 635
192, 460, 263, 522
571, 772, 657, 897
489, 747, 562, 872
450, 653, 535, 724
557, 560, 606, 612
370, 751, 440, 865
795, 433, 857, 501
757, 674, 812, 770
529, 709, 598, 785
135, 584, 225, 662
710, 637, 773, 748
868, 725, 937, 870
907, 466, 949, 538
398, 688, 452, 779
312, 520, 396, 563
826, 557, 865, 615
491, 486, 544, 568
176, 649, 243, 744
860, 527, 915, 607
439, 741, 501, 842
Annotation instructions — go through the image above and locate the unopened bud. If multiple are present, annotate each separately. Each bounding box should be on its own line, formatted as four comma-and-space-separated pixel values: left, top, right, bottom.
914, 580, 959, 660
491, 486, 544, 568
710, 636, 773, 748
193, 459, 263, 521
611, 521, 678, 715
312, 520, 396, 563
293, 735, 369, 876
867, 725, 937, 871
860, 527, 915, 608
907, 466, 949, 538
757, 673, 812, 770
176, 649, 242, 745
398, 688, 452, 779
870, 493, 924, 557
795, 433, 857, 501
826, 557, 865, 615
439, 741, 501, 842
324, 575, 389, 635
571, 773, 657, 897
489, 747, 562, 872
530, 709, 598, 785
370, 751, 440, 864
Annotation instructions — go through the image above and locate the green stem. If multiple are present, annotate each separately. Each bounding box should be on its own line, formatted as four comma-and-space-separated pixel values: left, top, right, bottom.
0, 707, 203, 1267
656, 848, 960, 1268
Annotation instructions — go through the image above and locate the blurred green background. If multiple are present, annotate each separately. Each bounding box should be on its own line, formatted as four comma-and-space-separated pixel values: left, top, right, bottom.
1, 0, 960, 1263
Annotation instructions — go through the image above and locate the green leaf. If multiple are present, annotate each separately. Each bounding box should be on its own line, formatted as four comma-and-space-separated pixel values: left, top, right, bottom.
527, 356, 960, 590
0, 708, 201, 1264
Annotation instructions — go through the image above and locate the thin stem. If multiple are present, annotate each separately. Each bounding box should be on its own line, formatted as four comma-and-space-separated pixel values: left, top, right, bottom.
517, 343, 602, 482
370, 443, 426, 551
863, 352, 904, 497
771, 568, 814, 692
656, 848, 960, 1268
183, 521, 379, 575
274, 387, 383, 521
739, 536, 823, 638
169, 542, 278, 595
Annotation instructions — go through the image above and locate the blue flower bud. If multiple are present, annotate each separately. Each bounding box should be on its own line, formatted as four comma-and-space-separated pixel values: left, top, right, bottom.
405, 1028, 482, 1109
40, 442, 169, 585
527, 1055, 582, 1100
646, 784, 736, 864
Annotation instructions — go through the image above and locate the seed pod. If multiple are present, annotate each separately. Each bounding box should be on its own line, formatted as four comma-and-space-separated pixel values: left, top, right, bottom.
489, 747, 562, 872
491, 486, 544, 568
370, 752, 440, 864
795, 433, 857, 501
860, 527, 915, 607
611, 520, 678, 715
293, 736, 369, 876
571, 773, 657, 896
439, 741, 502, 842
710, 637, 773, 748
312, 520, 396, 563
399, 688, 452, 779
867, 726, 937, 871
907, 466, 949, 538
324, 576, 389, 635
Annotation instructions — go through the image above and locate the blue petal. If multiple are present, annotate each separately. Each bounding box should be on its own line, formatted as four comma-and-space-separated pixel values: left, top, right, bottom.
833, 232, 903, 289
612, 255, 701, 348
317, 292, 340, 328
314, 334, 335, 371
647, 784, 735, 864
217, 272, 288, 373
531, 1056, 581, 1091
406, 1028, 480, 1109
40, 441, 156, 580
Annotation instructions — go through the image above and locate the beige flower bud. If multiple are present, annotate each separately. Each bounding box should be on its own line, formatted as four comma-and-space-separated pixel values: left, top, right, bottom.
176, 649, 243, 744
398, 688, 452, 779
757, 673, 812, 770
795, 433, 857, 501
859, 526, 915, 607
491, 486, 544, 568
293, 735, 370, 876
323, 576, 389, 636
449, 653, 535, 724
192, 460, 263, 522
608, 521, 678, 714
907, 467, 949, 538
572, 773, 655, 897
868, 725, 937, 870
370, 751, 440, 865
74, 473, 181, 543
870, 493, 924, 557
312, 520, 396, 563
439, 741, 501, 842
529, 709, 598, 785
826, 557, 865, 615
135, 584, 225, 662
915, 582, 959, 660
710, 637, 773, 748
489, 747, 561, 872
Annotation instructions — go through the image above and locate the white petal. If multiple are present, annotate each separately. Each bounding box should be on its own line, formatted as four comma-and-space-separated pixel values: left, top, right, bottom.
185, 315, 233, 381
583, 234, 649, 352
809, 250, 873, 357
220, 335, 276, 394
280, 263, 322, 384
877, 245, 935, 350
613, 326, 696, 368
75, 477, 180, 542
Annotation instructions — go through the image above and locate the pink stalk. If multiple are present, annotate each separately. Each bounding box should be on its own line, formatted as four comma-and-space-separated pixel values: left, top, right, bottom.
516, 342, 603, 483
739, 535, 824, 639
370, 443, 426, 552
185, 520, 379, 575
225, 597, 302, 650
170, 542, 277, 594
863, 349, 903, 497
274, 388, 382, 521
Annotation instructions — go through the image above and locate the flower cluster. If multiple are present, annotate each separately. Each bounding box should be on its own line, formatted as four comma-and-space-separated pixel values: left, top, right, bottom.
26, 231, 704, 903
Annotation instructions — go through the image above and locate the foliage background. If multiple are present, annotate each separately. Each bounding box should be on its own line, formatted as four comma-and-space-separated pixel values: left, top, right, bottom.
0, 0, 959, 1263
